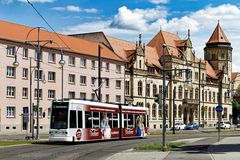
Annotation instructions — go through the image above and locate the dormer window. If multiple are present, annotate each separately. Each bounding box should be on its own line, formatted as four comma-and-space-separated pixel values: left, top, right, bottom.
139, 60, 142, 69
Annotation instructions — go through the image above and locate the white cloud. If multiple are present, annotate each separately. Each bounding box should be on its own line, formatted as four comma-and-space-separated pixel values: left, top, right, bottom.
66, 5, 81, 12
110, 6, 167, 31
1, 0, 13, 4
18, 0, 56, 3
149, 0, 169, 4
52, 5, 98, 13
61, 4, 240, 72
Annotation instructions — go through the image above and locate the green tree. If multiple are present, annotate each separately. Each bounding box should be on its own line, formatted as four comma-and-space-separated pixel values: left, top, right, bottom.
232, 98, 240, 124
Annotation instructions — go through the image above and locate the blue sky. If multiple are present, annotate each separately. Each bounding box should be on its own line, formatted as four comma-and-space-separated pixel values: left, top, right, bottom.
0, 0, 240, 71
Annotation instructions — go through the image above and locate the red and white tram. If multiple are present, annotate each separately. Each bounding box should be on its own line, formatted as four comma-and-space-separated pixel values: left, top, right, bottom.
49, 99, 149, 142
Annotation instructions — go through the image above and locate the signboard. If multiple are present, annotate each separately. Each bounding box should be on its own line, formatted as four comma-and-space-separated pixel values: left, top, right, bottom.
216, 105, 223, 112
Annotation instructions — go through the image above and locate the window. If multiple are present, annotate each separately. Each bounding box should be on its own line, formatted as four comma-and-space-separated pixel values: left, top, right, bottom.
91, 60, 95, 69
116, 95, 121, 103
69, 91, 75, 98
195, 88, 199, 99
166, 86, 168, 98
80, 58, 86, 68
146, 84, 150, 97
22, 68, 28, 79
105, 78, 109, 88
47, 108, 51, 117
208, 107, 211, 119
179, 70, 182, 78
158, 105, 162, 118
68, 56, 75, 66
80, 92, 86, 99
80, 76, 86, 85
91, 93, 95, 100
34, 89, 42, 99
178, 86, 183, 99
152, 104, 156, 118
178, 105, 182, 118
116, 80, 121, 89
106, 62, 109, 71
34, 70, 43, 80
213, 92, 216, 102
7, 46, 15, 56
221, 53, 225, 59
68, 74, 75, 84
22, 88, 28, 98
85, 112, 92, 128
184, 90, 188, 99
106, 94, 109, 102
7, 86, 15, 97
139, 60, 142, 69
116, 64, 121, 73
138, 81, 143, 96
209, 91, 212, 102
70, 111, 77, 128
48, 90, 55, 99
205, 91, 207, 102
7, 106, 15, 117
48, 52, 56, 63
91, 77, 96, 86
78, 111, 83, 128
153, 84, 157, 97
23, 48, 28, 59
48, 72, 55, 82
6, 66, 15, 77
195, 72, 198, 81
125, 81, 129, 95
213, 107, 216, 119
35, 50, 42, 61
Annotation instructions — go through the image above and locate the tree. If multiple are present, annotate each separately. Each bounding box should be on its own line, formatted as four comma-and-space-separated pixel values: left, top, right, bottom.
232, 98, 240, 124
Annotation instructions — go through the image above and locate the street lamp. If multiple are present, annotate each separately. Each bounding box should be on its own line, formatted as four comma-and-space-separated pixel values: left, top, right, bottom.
161, 43, 192, 150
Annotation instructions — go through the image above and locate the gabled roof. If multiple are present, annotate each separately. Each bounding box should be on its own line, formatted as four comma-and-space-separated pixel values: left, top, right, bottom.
0, 20, 122, 62
147, 30, 181, 57
232, 72, 240, 81
207, 22, 230, 44
106, 35, 161, 68
205, 61, 217, 79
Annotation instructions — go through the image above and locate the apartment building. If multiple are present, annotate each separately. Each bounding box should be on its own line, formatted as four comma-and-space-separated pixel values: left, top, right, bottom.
0, 20, 125, 134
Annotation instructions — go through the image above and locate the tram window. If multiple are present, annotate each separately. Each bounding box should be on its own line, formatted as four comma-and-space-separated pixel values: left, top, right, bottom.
93, 112, 100, 128
70, 110, 77, 128
128, 114, 134, 128
143, 115, 146, 127
85, 111, 92, 128
78, 111, 82, 128
124, 114, 127, 127
112, 113, 118, 128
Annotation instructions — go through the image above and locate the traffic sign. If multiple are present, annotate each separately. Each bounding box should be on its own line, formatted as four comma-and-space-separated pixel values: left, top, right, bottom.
216, 105, 223, 112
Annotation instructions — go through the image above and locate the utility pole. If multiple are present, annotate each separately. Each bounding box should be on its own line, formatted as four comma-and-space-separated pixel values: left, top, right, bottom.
98, 44, 102, 102
36, 27, 40, 140
217, 67, 224, 142
173, 86, 176, 134
162, 44, 167, 150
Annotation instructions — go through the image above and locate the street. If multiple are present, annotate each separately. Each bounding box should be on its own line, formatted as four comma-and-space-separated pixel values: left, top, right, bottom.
0, 129, 239, 160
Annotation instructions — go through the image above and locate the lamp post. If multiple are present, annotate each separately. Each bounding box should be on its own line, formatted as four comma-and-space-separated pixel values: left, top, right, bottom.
161, 44, 192, 150
59, 50, 65, 100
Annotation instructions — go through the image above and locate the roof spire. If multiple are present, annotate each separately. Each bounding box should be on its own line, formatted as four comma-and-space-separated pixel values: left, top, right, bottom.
188, 29, 190, 39
207, 21, 230, 44
139, 34, 142, 45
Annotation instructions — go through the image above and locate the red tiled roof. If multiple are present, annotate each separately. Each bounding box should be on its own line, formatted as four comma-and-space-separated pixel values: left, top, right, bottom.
232, 72, 239, 81
207, 22, 230, 44
0, 20, 122, 62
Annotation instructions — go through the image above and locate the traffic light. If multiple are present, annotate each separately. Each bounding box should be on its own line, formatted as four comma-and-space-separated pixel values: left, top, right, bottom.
154, 94, 162, 104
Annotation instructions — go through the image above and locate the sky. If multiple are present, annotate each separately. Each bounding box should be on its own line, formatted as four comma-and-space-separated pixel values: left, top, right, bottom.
0, 0, 240, 72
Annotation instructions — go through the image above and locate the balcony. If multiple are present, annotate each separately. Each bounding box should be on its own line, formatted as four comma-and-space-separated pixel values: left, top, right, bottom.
183, 98, 199, 105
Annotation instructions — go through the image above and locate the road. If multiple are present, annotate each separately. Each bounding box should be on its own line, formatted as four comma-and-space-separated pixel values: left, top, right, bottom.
0, 130, 238, 160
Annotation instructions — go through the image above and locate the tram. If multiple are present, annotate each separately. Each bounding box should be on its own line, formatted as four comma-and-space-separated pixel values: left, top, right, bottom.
49, 99, 149, 142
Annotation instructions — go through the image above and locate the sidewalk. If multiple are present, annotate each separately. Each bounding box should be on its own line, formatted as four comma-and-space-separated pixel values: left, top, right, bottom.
106, 136, 240, 160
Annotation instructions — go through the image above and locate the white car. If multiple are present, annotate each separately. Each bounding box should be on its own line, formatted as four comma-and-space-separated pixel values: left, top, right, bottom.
216, 121, 231, 129
174, 123, 186, 130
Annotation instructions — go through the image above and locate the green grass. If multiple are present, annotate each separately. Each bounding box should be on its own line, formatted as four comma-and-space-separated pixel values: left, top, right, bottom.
134, 142, 185, 151
202, 129, 240, 134
0, 140, 48, 147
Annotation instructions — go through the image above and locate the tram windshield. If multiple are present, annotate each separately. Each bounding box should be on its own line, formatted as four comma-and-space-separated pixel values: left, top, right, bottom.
50, 102, 68, 129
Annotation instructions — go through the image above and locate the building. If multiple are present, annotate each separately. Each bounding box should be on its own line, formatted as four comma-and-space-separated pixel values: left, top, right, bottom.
74, 22, 233, 129
0, 20, 125, 134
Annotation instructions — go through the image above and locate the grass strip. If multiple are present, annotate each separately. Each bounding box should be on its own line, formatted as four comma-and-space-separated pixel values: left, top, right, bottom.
134, 141, 185, 151
0, 140, 48, 147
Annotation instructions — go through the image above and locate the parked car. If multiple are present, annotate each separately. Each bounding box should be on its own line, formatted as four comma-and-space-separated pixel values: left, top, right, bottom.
174, 123, 186, 130
185, 123, 199, 130
216, 121, 231, 129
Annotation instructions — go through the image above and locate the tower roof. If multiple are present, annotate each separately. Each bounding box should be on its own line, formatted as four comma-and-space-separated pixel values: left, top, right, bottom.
207, 22, 230, 44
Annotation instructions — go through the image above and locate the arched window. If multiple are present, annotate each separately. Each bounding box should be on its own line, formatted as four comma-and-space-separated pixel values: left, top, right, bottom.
178, 86, 183, 99
195, 88, 199, 99
138, 81, 142, 96
213, 107, 215, 119
209, 91, 212, 102
190, 89, 193, 99
208, 107, 211, 119
178, 105, 182, 118
152, 103, 156, 119
205, 91, 207, 102
153, 84, 157, 97
158, 104, 162, 118
166, 104, 168, 118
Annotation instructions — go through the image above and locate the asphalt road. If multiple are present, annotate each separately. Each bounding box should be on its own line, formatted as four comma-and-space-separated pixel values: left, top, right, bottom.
0, 130, 238, 160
